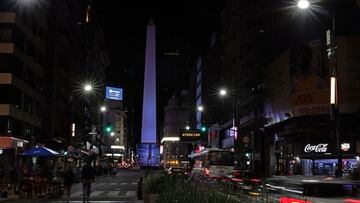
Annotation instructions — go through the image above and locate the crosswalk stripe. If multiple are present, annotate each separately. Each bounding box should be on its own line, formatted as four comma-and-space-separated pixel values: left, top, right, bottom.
106, 190, 120, 196
126, 191, 136, 196
91, 191, 103, 196
131, 182, 137, 185
71, 191, 82, 196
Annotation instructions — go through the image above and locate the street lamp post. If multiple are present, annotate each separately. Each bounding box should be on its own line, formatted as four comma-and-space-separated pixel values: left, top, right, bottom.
297, 0, 341, 176
219, 88, 241, 170
327, 2, 342, 177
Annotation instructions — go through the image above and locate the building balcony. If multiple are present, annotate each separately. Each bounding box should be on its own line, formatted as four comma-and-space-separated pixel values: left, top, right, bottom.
0, 104, 41, 128
0, 42, 44, 78
0, 73, 41, 102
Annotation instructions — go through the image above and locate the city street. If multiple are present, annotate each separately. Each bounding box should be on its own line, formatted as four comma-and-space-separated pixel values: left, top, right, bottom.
1, 170, 142, 203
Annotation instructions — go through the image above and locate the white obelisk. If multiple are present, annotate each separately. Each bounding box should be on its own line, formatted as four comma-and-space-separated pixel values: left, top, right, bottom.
141, 19, 156, 144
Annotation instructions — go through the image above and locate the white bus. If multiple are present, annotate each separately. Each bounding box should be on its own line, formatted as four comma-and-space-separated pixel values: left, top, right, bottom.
188, 148, 234, 179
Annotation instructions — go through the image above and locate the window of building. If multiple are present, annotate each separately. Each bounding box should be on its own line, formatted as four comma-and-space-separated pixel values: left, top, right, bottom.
26, 41, 35, 58
33, 101, 40, 117
0, 54, 24, 78
0, 117, 9, 133
0, 85, 22, 107
0, 28, 12, 42
8, 118, 23, 138
13, 28, 25, 51
23, 94, 33, 115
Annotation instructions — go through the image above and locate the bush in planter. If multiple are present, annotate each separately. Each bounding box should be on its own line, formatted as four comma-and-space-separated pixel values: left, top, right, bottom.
350, 167, 360, 180
157, 176, 239, 203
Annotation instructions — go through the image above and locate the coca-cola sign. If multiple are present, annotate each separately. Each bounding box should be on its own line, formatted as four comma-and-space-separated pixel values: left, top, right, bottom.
304, 143, 328, 153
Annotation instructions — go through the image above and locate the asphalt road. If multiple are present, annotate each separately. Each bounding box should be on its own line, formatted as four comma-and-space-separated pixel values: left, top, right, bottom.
1, 169, 143, 203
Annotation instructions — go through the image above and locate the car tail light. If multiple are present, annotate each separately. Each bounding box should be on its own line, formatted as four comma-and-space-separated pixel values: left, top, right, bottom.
344, 199, 360, 203
280, 197, 312, 203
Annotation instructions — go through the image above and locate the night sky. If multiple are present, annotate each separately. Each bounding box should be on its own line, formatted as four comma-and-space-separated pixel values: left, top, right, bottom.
94, 1, 224, 142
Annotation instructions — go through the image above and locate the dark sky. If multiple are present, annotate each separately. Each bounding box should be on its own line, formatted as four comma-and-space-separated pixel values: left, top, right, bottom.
94, 1, 224, 143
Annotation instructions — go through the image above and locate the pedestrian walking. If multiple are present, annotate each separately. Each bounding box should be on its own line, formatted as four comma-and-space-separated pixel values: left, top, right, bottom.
63, 165, 74, 201
112, 166, 117, 177
81, 162, 94, 203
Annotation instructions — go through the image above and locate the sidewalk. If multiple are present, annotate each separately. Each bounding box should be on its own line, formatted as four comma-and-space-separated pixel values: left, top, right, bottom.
0, 190, 19, 202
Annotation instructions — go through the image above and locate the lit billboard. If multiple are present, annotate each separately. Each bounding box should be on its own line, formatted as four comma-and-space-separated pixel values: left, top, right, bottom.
180, 130, 202, 142
106, 86, 123, 101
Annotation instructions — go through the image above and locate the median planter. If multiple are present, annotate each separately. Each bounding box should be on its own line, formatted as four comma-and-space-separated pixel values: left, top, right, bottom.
144, 193, 159, 203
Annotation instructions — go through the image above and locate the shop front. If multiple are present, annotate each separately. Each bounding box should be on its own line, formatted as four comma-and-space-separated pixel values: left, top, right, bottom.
0, 136, 29, 165
287, 141, 359, 176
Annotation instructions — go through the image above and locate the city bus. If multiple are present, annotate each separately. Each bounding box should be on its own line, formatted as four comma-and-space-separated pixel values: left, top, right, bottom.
188, 148, 234, 179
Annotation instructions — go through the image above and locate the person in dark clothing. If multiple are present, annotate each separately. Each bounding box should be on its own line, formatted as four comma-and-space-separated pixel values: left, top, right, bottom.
81, 162, 94, 202
63, 165, 74, 201
0, 164, 5, 197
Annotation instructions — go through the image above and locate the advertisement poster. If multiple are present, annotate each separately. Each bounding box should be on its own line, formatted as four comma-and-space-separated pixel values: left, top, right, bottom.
289, 40, 330, 116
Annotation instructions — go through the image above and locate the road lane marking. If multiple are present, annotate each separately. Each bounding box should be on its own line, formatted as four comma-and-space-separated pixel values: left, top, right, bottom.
90, 191, 103, 196
126, 191, 136, 196
71, 191, 82, 196
106, 190, 120, 196
131, 182, 137, 185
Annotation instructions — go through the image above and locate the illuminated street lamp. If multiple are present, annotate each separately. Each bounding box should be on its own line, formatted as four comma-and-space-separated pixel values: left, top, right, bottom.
197, 105, 204, 112
84, 84, 93, 92
185, 125, 190, 130
219, 89, 227, 96
100, 106, 107, 112
110, 132, 115, 136
297, 0, 310, 10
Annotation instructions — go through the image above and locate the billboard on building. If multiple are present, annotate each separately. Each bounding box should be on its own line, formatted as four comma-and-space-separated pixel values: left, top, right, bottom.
106, 86, 123, 101
180, 130, 201, 142
263, 37, 360, 126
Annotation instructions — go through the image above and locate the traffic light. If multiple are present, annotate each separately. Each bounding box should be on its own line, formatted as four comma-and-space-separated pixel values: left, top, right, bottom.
201, 126, 207, 132
104, 123, 112, 133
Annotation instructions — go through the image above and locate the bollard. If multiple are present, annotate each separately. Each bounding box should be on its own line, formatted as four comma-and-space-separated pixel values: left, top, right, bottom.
137, 177, 143, 200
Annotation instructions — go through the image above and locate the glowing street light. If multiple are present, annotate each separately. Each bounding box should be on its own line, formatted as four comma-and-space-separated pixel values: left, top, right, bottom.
297, 0, 310, 10
100, 106, 106, 112
185, 125, 190, 130
110, 132, 115, 136
219, 89, 227, 96
197, 105, 204, 112
84, 84, 93, 92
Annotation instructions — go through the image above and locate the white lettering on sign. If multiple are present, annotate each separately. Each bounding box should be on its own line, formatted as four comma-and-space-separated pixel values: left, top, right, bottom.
304, 143, 328, 153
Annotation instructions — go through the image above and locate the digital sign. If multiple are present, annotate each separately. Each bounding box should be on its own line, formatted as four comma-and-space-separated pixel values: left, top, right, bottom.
106, 86, 123, 101
180, 131, 202, 142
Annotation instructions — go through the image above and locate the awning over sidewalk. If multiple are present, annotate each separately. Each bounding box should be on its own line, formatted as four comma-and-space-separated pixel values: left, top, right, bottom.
0, 136, 29, 149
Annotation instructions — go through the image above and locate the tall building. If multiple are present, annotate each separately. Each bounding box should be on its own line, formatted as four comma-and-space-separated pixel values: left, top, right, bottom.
76, 0, 109, 156
0, 2, 47, 145
206, 0, 360, 177
0, 0, 109, 153
162, 91, 192, 169
263, 37, 360, 176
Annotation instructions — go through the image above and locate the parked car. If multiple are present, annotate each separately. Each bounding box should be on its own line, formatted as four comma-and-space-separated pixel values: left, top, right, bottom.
168, 166, 188, 176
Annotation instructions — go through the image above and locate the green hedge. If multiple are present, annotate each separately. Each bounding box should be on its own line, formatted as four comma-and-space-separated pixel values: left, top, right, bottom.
143, 172, 243, 203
